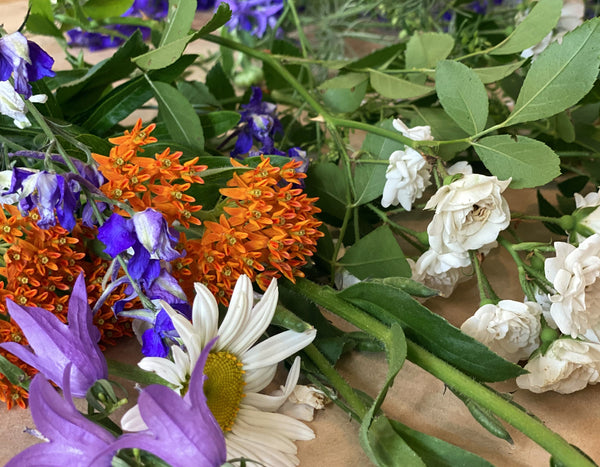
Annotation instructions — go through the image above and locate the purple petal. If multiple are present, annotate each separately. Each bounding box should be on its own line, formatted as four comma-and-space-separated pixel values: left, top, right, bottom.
25, 40, 55, 82
98, 213, 136, 257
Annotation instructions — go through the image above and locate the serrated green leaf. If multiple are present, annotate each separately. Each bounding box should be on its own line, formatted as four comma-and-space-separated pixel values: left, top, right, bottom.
436, 60, 489, 135
507, 18, 600, 125
305, 162, 349, 219
26, 0, 63, 38
473, 60, 526, 84
370, 70, 433, 99
473, 135, 561, 189
198, 111, 240, 138
150, 81, 204, 150
409, 108, 470, 160
405, 32, 454, 70
339, 226, 411, 279
491, 0, 562, 55
160, 0, 196, 46
338, 283, 526, 382
82, 0, 134, 20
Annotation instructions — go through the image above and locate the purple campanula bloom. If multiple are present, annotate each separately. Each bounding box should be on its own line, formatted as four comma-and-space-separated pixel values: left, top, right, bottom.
133, 208, 180, 262
232, 86, 283, 157
0, 274, 108, 398
0, 32, 54, 99
111, 338, 227, 466
5, 369, 116, 467
141, 308, 177, 357
224, 0, 283, 38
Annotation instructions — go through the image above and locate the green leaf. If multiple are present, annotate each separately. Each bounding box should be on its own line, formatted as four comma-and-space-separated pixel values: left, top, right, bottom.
132, 3, 231, 70
507, 18, 600, 125
409, 108, 470, 160
491, 0, 562, 55
305, 162, 349, 219
198, 111, 240, 138
347, 42, 405, 69
82, 0, 134, 20
369, 70, 433, 99
366, 277, 439, 298
554, 111, 576, 143
159, 0, 197, 46
338, 283, 526, 382
473, 135, 561, 189
473, 60, 526, 84
264, 40, 304, 91
389, 419, 494, 467
537, 190, 567, 236
57, 31, 148, 105
0, 355, 30, 390
150, 81, 204, 150
26, 0, 63, 37
405, 32, 454, 70
320, 73, 369, 114
177, 81, 220, 108
359, 324, 417, 466
107, 359, 176, 388
435, 60, 488, 135
339, 225, 410, 279
206, 62, 236, 108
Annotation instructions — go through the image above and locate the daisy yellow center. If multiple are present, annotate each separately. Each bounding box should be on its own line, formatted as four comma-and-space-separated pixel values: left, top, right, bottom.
203, 351, 246, 432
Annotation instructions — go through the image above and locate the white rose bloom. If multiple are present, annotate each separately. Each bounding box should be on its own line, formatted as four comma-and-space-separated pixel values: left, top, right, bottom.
446, 161, 473, 176
521, 0, 584, 59
409, 249, 472, 298
425, 174, 511, 267
574, 188, 600, 240
381, 147, 431, 210
461, 300, 542, 363
545, 235, 600, 342
516, 338, 600, 394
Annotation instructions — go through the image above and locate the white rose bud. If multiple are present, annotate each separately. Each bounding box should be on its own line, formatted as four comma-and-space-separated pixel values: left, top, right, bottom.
574, 188, 600, 240
393, 118, 434, 142
516, 338, 600, 394
381, 148, 431, 210
461, 300, 542, 363
545, 234, 600, 342
425, 174, 511, 267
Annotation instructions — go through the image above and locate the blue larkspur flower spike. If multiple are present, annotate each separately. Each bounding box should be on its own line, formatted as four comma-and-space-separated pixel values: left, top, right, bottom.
0, 273, 108, 398
110, 338, 227, 466
232, 86, 283, 157
5, 368, 117, 467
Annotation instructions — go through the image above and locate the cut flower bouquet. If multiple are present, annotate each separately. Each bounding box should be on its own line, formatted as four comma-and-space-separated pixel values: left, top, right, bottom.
1, 0, 600, 465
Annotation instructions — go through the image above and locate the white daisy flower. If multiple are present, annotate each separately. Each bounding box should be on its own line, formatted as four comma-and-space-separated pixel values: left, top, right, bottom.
121, 275, 317, 467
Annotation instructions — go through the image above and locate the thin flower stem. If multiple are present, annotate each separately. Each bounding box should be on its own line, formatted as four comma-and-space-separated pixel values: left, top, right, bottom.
469, 250, 500, 305
0, 134, 27, 151
406, 341, 596, 467
303, 344, 367, 419
367, 203, 429, 247
330, 206, 353, 284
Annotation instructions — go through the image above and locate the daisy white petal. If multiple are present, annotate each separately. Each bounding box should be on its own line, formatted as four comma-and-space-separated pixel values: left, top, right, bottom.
216, 274, 253, 350
137, 357, 184, 390
228, 278, 279, 356
244, 364, 278, 393
237, 407, 315, 441
243, 329, 316, 370
192, 282, 219, 348
244, 357, 300, 412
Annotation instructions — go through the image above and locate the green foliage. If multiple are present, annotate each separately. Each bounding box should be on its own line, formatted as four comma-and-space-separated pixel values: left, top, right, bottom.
369, 70, 433, 99
159, 0, 196, 47
436, 60, 489, 135
473, 135, 561, 189
82, 0, 134, 20
507, 18, 600, 125
338, 226, 411, 279
320, 72, 369, 113
491, 0, 562, 55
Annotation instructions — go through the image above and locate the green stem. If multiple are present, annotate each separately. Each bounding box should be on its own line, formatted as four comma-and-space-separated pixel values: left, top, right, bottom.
469, 250, 499, 305
304, 344, 367, 418
406, 341, 595, 467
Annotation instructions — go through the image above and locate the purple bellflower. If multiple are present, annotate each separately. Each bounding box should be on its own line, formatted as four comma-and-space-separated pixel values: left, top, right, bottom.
225, 0, 284, 38
0, 32, 55, 99
231, 86, 283, 157
6, 368, 117, 467
111, 338, 227, 466
0, 273, 108, 398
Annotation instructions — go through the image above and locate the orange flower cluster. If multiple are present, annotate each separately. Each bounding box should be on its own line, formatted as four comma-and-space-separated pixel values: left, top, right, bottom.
173, 157, 323, 304
0, 208, 133, 409
92, 119, 206, 227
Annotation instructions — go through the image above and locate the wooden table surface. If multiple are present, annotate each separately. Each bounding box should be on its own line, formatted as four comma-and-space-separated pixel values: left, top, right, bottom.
1, 2, 599, 465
